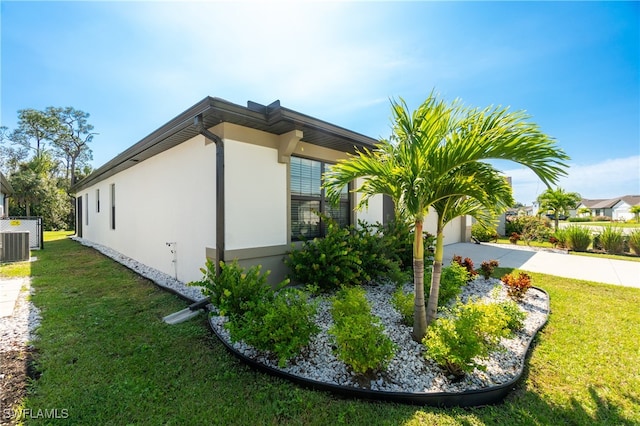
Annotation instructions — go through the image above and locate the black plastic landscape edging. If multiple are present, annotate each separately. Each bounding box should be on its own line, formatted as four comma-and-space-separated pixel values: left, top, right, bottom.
205, 287, 550, 407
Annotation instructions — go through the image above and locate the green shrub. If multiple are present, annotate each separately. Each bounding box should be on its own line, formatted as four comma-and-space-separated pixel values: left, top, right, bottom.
391, 287, 414, 326
351, 220, 407, 284
330, 286, 371, 323
285, 218, 363, 291
425, 262, 469, 308
471, 223, 498, 242
376, 218, 414, 271
501, 272, 532, 302
423, 300, 513, 377
599, 225, 625, 254
628, 229, 640, 255
496, 300, 527, 332
506, 215, 551, 244
193, 259, 277, 318
451, 255, 478, 280
480, 260, 499, 279
565, 225, 592, 252
225, 288, 319, 367
550, 228, 568, 248
329, 286, 396, 374
567, 217, 590, 222
285, 215, 412, 291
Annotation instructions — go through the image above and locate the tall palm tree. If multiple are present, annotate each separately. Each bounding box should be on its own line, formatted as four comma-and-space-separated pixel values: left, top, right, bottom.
324, 93, 569, 341
537, 187, 581, 230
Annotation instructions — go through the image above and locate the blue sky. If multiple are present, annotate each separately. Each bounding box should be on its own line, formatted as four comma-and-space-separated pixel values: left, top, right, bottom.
2, 1, 638, 205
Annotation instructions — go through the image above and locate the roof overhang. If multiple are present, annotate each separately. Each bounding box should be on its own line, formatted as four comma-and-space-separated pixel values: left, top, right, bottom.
71, 97, 378, 193
0, 172, 14, 195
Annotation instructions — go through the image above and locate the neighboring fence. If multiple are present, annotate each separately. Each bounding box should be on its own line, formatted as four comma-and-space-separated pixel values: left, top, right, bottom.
0, 216, 44, 249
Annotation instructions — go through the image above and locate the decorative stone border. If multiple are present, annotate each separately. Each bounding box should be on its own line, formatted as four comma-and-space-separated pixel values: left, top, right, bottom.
71, 237, 549, 407
206, 288, 550, 407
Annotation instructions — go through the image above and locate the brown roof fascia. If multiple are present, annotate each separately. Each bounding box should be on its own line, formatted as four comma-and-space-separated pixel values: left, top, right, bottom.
71, 97, 378, 193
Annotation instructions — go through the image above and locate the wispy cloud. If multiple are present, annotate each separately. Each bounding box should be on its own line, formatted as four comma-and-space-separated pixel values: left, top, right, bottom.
503, 156, 640, 204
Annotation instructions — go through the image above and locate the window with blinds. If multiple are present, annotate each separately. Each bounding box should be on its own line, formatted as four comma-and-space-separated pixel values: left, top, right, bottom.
290, 156, 349, 240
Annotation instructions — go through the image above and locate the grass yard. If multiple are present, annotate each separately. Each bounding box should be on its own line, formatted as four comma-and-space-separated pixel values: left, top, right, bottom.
5, 233, 640, 425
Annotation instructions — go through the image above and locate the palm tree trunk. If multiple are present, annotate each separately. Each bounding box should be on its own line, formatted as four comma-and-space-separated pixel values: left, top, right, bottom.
412, 219, 428, 342
426, 224, 445, 326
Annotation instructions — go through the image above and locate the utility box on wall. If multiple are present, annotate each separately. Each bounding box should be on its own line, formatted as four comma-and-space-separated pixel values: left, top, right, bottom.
0, 231, 30, 262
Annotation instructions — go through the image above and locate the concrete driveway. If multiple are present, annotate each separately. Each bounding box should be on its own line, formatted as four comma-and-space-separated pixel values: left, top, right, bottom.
443, 242, 640, 288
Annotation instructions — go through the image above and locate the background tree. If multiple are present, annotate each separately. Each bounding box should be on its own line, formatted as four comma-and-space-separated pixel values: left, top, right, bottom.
324, 93, 568, 340
630, 205, 640, 223
1, 106, 95, 230
49, 107, 96, 184
537, 187, 581, 230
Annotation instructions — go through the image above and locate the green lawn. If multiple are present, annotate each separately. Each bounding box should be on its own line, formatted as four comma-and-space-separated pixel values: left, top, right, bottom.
6, 233, 640, 425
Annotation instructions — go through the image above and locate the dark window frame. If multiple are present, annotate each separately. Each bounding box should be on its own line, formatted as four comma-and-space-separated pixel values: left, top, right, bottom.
290, 156, 350, 241
110, 183, 116, 230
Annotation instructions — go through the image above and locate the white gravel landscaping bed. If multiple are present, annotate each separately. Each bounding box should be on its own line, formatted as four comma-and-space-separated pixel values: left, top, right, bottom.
72, 236, 549, 395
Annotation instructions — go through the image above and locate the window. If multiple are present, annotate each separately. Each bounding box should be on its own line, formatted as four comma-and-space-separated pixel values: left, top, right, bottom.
110, 184, 116, 230
96, 189, 100, 213
290, 156, 349, 240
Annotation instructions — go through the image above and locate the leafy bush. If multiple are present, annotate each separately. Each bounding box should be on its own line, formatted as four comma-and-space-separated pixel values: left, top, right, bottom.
329, 286, 396, 374
594, 215, 612, 222
351, 220, 407, 284
628, 230, 640, 255
194, 259, 277, 318
376, 217, 415, 271
471, 223, 498, 242
330, 286, 371, 322
286, 215, 411, 291
425, 262, 469, 308
286, 219, 364, 291
599, 225, 625, 254
391, 287, 414, 326
193, 260, 317, 367
568, 217, 590, 222
564, 225, 592, 252
451, 255, 478, 280
506, 215, 552, 244
226, 288, 319, 367
423, 299, 522, 377
496, 300, 527, 332
551, 228, 567, 248
501, 272, 532, 302
480, 260, 499, 279
509, 232, 521, 243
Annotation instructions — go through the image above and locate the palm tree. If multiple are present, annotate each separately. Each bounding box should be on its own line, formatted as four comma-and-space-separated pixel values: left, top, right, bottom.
537, 187, 581, 230
324, 92, 569, 341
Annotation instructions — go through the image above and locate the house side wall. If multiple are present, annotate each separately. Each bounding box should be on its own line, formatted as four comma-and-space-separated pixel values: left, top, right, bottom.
77, 135, 217, 283
423, 207, 466, 246
75, 119, 469, 286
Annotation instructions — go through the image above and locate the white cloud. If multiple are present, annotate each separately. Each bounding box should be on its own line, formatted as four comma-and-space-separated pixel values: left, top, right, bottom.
502, 156, 640, 205
112, 2, 409, 110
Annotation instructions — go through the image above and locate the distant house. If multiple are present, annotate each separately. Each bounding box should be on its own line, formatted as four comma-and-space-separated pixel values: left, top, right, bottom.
577, 195, 640, 221
70, 97, 470, 284
0, 172, 12, 218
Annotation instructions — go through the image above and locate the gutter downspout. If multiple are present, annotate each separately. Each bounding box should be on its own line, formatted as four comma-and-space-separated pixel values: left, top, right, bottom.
194, 115, 225, 277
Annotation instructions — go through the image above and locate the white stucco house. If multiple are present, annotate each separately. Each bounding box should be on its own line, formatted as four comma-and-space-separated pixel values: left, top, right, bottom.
577, 195, 640, 221
71, 97, 469, 284
0, 172, 12, 218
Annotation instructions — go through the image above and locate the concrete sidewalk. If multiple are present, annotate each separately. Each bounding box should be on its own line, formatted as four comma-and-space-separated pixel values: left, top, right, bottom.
0, 278, 24, 317
443, 242, 640, 288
